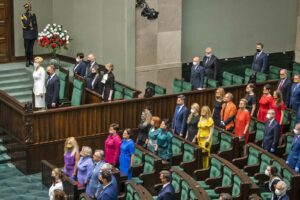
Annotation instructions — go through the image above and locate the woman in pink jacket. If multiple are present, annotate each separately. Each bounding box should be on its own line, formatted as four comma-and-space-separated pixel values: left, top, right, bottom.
104, 123, 122, 166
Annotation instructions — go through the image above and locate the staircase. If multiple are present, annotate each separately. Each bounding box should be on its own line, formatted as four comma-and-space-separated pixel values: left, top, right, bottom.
0, 63, 33, 104
0, 129, 48, 200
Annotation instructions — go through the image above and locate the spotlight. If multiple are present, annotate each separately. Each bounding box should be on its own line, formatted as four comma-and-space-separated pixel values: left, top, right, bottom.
136, 0, 159, 20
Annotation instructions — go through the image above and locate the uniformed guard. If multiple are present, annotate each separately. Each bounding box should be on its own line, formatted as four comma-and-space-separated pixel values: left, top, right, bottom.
21, 2, 38, 67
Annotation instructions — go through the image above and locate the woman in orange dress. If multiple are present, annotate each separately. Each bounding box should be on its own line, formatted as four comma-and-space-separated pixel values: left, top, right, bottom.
257, 84, 273, 122
270, 90, 285, 128
234, 98, 251, 143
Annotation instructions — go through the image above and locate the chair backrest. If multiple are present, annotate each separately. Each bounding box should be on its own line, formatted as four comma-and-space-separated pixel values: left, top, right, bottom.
290, 112, 296, 131
182, 81, 192, 92
259, 153, 272, 173
173, 78, 182, 93
58, 70, 68, 99
272, 160, 282, 176
124, 88, 135, 99
222, 71, 233, 86
171, 171, 182, 193
282, 110, 290, 125
133, 147, 144, 167
256, 72, 267, 82
222, 166, 233, 187
212, 128, 219, 145
231, 175, 242, 197
114, 82, 124, 100
172, 136, 183, 156
232, 74, 244, 85
143, 154, 155, 174
126, 183, 134, 200
71, 78, 84, 106
282, 168, 292, 189
285, 134, 294, 155
209, 157, 223, 178
247, 146, 260, 166
154, 84, 166, 96
255, 121, 265, 142
207, 79, 218, 88
182, 143, 195, 162
180, 180, 190, 200
220, 132, 232, 152
269, 65, 280, 80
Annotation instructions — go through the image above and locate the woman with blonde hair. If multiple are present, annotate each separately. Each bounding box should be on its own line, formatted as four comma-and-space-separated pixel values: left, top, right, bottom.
212, 87, 225, 126
49, 168, 63, 200
76, 146, 94, 186
63, 137, 80, 178
196, 106, 214, 168
137, 108, 152, 146
32, 56, 46, 109
185, 103, 200, 142
101, 63, 115, 101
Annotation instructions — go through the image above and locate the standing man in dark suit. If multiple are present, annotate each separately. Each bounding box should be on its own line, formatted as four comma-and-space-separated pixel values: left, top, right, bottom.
157, 170, 175, 200
172, 95, 189, 137
251, 43, 268, 73
97, 170, 117, 200
262, 109, 280, 154
277, 69, 291, 107
203, 47, 220, 81
86, 54, 106, 78
289, 74, 300, 113
73, 52, 87, 77
45, 65, 60, 109
274, 181, 290, 200
190, 56, 205, 90
286, 123, 300, 173
21, 2, 38, 67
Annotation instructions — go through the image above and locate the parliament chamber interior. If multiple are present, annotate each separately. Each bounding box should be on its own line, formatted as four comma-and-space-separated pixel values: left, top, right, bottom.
0, 0, 300, 200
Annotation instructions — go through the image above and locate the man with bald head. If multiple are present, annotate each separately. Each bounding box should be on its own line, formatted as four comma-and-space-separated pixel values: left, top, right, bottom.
203, 47, 220, 81
276, 69, 291, 107
86, 54, 105, 78
220, 92, 237, 132
190, 56, 205, 90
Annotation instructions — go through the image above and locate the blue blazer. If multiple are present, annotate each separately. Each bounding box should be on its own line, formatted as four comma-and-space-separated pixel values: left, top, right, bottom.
251, 52, 268, 73
290, 83, 300, 112
95, 175, 117, 199
74, 62, 87, 77
286, 135, 300, 170
85, 161, 105, 198
45, 74, 60, 106
157, 183, 175, 200
172, 105, 189, 136
97, 182, 118, 200
190, 65, 205, 89
262, 119, 280, 153
278, 194, 290, 200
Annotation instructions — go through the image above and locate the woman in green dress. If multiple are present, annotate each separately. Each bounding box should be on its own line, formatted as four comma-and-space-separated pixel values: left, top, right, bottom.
146, 116, 161, 153
157, 119, 173, 162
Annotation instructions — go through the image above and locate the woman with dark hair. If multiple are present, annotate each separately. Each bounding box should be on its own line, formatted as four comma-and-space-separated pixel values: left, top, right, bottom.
146, 116, 161, 153
73, 52, 86, 77
137, 109, 152, 146
257, 84, 273, 122
271, 90, 285, 125
156, 119, 173, 162
86, 66, 102, 94
261, 165, 281, 200
244, 83, 257, 116
119, 129, 135, 179
104, 123, 122, 166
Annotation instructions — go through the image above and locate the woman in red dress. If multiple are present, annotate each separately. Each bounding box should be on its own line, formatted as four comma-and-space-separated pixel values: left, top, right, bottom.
270, 90, 285, 125
257, 84, 273, 122
234, 98, 251, 143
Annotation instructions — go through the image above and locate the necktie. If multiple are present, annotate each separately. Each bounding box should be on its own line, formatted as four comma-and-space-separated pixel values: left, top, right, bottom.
269, 120, 272, 127
277, 79, 284, 90
46, 75, 51, 85
206, 57, 210, 64
74, 64, 79, 72
294, 84, 299, 92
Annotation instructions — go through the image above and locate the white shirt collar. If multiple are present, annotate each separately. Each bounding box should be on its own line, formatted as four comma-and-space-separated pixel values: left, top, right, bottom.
102, 181, 112, 190
163, 182, 170, 188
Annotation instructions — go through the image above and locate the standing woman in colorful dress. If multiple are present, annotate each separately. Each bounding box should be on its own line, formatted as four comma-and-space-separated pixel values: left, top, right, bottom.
104, 123, 122, 166
146, 116, 161, 153
119, 129, 135, 179
257, 84, 273, 122
63, 137, 80, 179
244, 83, 257, 116
271, 90, 285, 129
32, 56, 46, 110
234, 98, 251, 143
196, 106, 214, 168
156, 119, 173, 163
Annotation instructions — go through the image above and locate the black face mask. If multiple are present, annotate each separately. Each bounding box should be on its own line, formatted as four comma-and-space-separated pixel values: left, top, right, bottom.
47, 72, 51, 76
256, 49, 261, 53
87, 60, 91, 64
98, 178, 103, 184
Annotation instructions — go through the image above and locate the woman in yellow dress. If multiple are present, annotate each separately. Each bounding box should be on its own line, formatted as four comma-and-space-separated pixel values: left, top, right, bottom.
195, 106, 214, 168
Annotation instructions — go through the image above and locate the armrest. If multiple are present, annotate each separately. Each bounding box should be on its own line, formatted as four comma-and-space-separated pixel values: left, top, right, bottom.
140, 172, 158, 195
214, 185, 232, 194
232, 156, 248, 168
132, 164, 143, 177
180, 159, 197, 174
248, 131, 256, 143
211, 142, 220, 154
218, 147, 234, 161
59, 101, 71, 107
254, 173, 269, 185
172, 154, 183, 166
193, 168, 210, 181
243, 164, 259, 176
205, 176, 222, 188
154, 183, 163, 194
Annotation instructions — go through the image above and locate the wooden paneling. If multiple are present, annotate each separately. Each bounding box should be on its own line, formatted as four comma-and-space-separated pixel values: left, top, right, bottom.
0, 0, 11, 62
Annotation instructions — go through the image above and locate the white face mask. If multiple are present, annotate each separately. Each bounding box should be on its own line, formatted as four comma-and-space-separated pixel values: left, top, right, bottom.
266, 114, 271, 120
294, 129, 298, 134
34, 63, 38, 68
76, 58, 80, 62
206, 54, 212, 58
193, 61, 198, 66
264, 169, 270, 176
275, 189, 284, 196
190, 109, 195, 114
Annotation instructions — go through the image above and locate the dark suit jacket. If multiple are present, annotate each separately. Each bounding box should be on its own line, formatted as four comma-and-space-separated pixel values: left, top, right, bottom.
202, 55, 219, 80
190, 65, 205, 89
86, 62, 106, 78
172, 105, 189, 136
86, 75, 102, 94
262, 119, 280, 152
45, 74, 60, 106
289, 83, 300, 112
286, 135, 300, 169
251, 52, 268, 73
97, 182, 118, 200
74, 62, 87, 77
276, 78, 291, 107
278, 194, 290, 200
157, 183, 175, 200
21, 12, 38, 40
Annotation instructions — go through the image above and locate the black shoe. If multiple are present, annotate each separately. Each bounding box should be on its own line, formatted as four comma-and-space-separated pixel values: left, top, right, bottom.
26, 61, 29, 67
